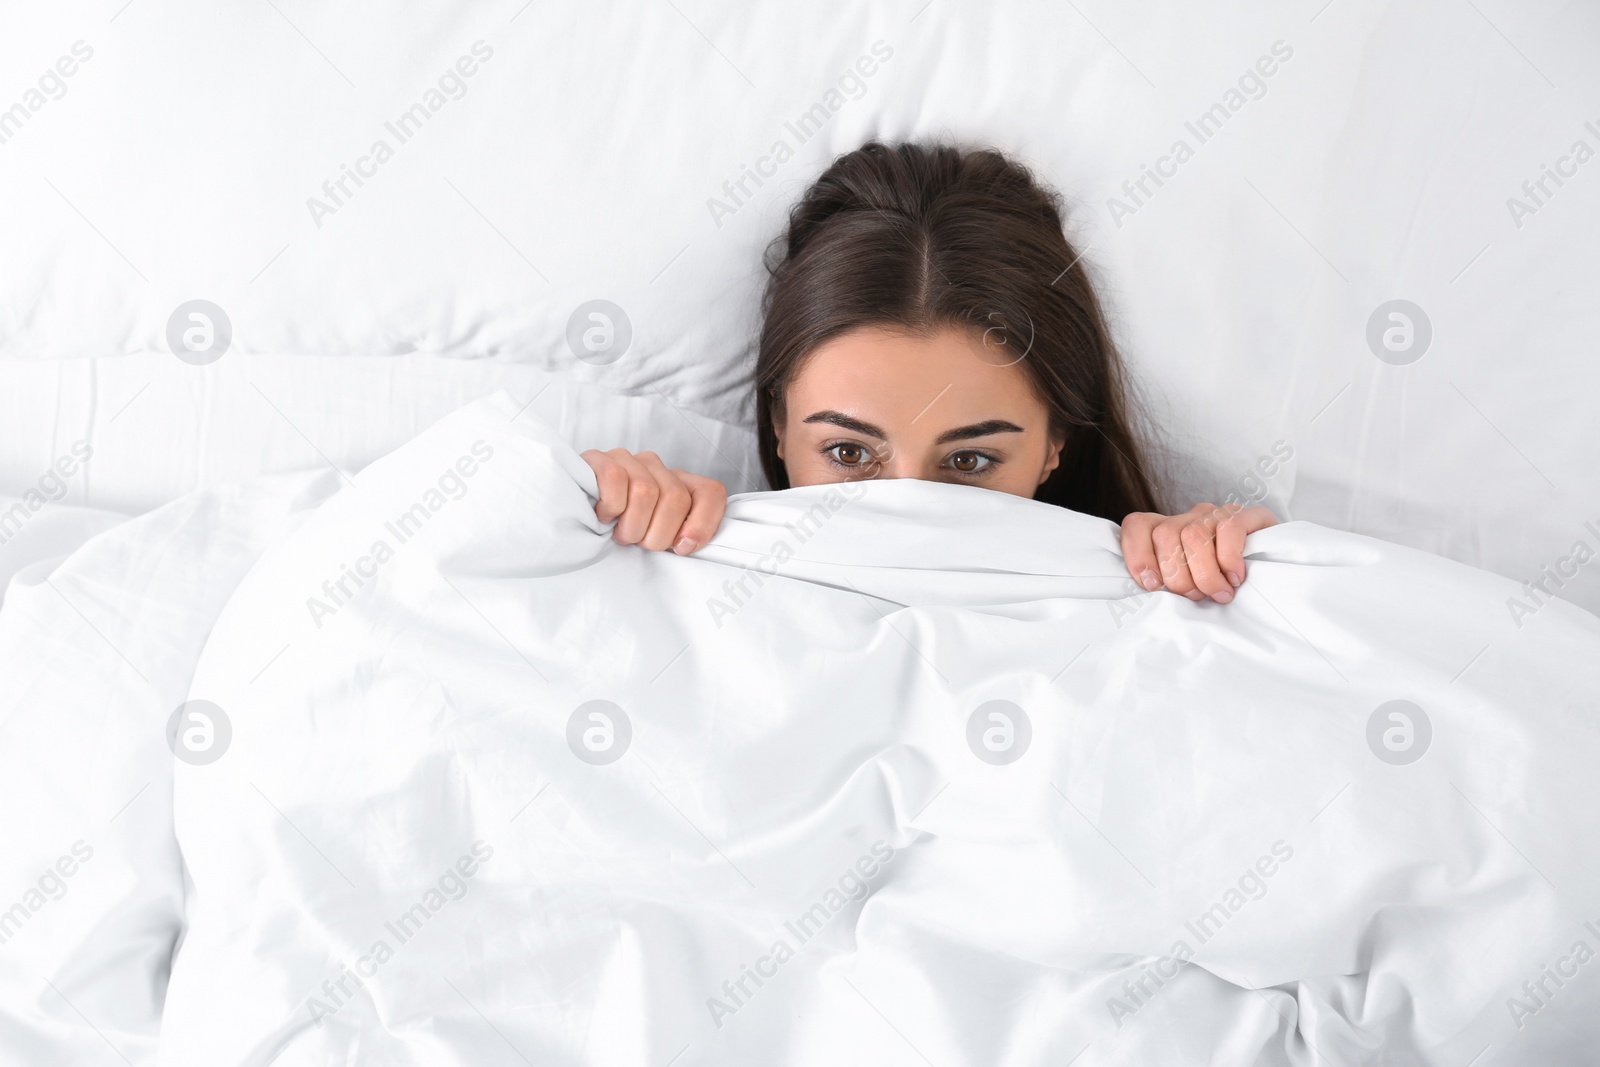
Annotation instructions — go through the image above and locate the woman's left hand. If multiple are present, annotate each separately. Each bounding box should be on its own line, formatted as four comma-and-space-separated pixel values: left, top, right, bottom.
1119, 503, 1279, 604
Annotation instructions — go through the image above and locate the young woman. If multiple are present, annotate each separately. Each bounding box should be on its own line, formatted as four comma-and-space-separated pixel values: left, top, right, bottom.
580, 141, 1278, 604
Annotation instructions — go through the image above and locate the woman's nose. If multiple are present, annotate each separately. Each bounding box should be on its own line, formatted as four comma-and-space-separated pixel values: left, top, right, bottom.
873, 455, 925, 481
864, 444, 899, 479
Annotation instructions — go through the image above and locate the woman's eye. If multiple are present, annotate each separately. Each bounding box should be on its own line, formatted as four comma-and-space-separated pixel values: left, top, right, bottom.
827, 443, 871, 467
947, 451, 993, 474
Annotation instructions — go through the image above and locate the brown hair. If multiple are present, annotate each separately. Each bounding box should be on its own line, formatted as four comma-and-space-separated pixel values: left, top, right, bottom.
755, 141, 1160, 521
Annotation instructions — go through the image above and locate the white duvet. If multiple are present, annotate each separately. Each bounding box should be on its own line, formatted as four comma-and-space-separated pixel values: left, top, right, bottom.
3, 393, 1598, 1066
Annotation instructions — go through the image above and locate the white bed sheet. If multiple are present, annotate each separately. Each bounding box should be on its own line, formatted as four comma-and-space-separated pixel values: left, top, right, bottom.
4, 394, 1596, 1064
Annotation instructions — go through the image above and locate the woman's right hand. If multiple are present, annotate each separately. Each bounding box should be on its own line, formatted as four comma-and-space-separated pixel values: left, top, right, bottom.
579, 448, 728, 555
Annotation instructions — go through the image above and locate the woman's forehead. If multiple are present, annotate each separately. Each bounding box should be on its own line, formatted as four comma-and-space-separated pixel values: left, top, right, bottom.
787, 325, 1044, 425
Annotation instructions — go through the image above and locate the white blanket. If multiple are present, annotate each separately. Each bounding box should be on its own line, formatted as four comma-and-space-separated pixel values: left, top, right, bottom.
4, 394, 1599, 1065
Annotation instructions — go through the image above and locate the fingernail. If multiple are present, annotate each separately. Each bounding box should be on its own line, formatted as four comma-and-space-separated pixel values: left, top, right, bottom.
1139, 569, 1161, 591
1184, 590, 1205, 601
674, 537, 698, 555
1212, 589, 1233, 604
1228, 571, 1243, 588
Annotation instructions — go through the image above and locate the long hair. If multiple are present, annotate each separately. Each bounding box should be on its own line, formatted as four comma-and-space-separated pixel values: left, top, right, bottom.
754, 141, 1160, 521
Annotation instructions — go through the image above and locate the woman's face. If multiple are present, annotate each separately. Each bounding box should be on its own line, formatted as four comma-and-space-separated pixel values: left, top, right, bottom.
774, 325, 1064, 497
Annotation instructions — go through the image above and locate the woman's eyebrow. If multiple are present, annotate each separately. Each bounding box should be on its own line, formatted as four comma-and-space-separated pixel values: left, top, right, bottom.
935, 419, 1025, 444
802, 411, 888, 439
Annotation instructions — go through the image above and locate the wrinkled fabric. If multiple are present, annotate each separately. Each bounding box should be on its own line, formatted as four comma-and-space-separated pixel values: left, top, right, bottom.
160, 394, 1600, 1065
6, 393, 1597, 1065
0, 473, 338, 1065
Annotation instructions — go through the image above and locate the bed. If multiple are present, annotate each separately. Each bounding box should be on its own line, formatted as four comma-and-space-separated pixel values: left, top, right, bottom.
1, 2, 1596, 1064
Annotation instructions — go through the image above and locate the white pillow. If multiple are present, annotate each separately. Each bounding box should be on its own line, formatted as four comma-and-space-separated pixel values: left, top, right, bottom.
0, 356, 760, 516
